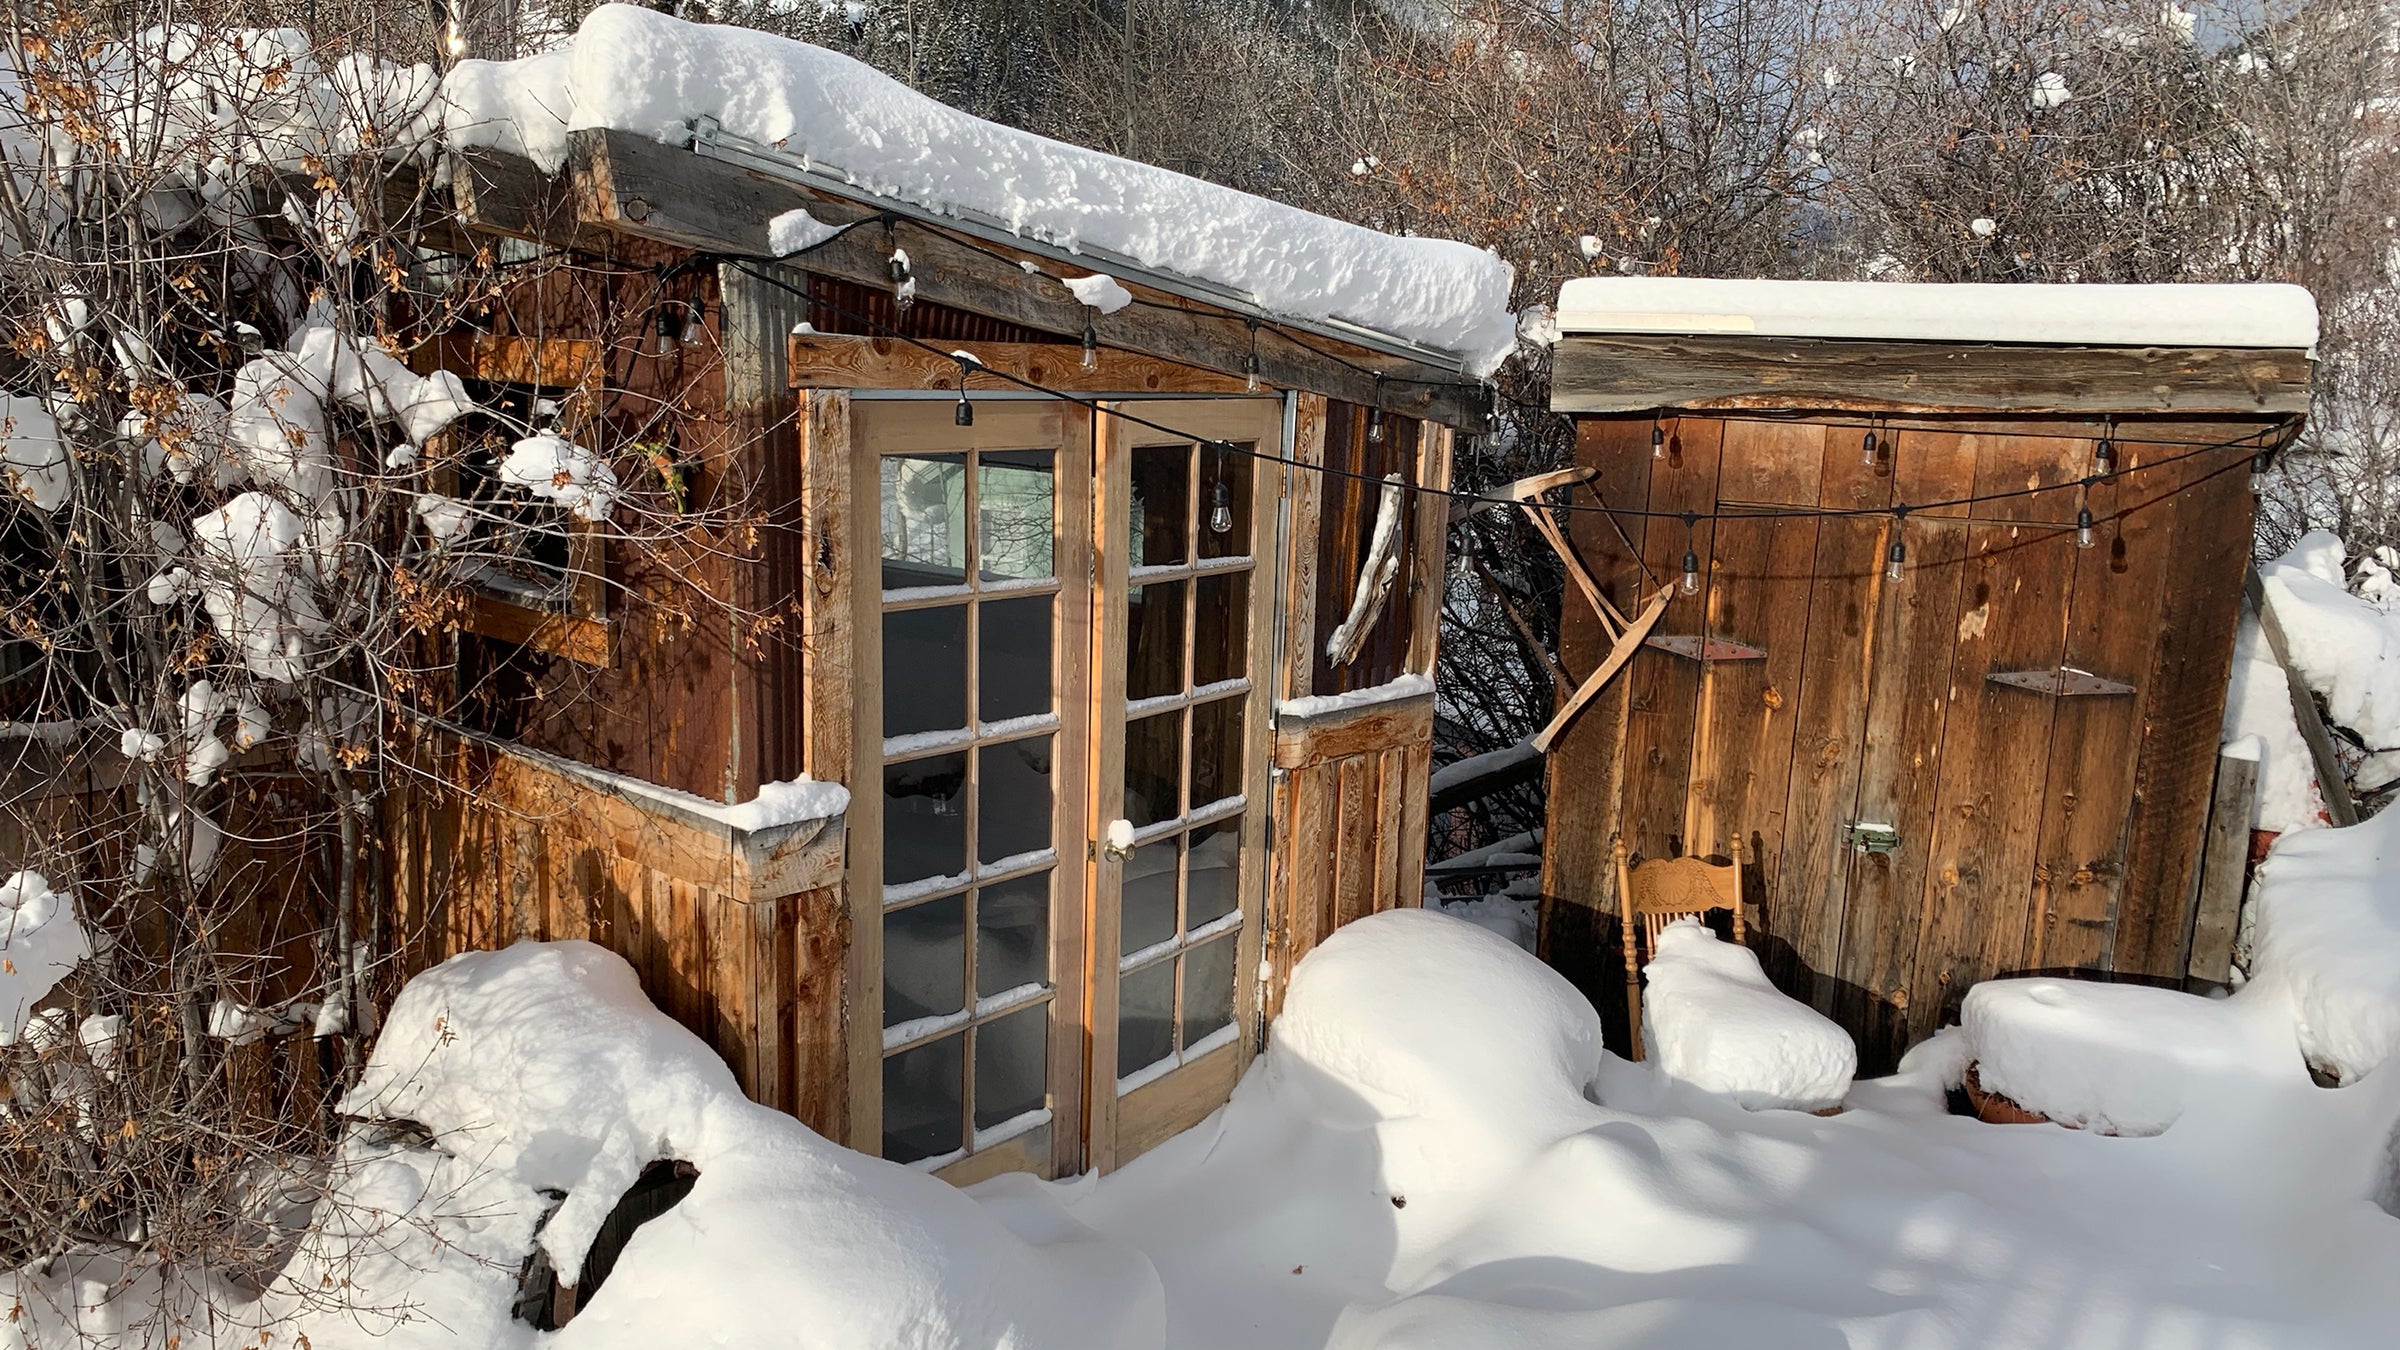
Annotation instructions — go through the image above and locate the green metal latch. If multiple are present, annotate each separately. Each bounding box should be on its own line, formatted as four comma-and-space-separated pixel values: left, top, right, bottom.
1846, 821, 1900, 855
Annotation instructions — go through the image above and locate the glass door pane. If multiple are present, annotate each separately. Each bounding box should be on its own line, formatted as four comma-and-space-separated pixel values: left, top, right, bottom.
856, 403, 1088, 1179
1091, 400, 1279, 1166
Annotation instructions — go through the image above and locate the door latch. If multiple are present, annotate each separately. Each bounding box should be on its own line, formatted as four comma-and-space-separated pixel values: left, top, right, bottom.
1845, 821, 1900, 854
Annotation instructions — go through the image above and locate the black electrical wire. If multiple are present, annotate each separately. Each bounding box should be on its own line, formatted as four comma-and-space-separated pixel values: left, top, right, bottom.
722, 252, 2293, 535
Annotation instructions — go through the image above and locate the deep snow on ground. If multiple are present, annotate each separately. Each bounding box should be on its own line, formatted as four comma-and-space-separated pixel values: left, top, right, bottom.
13, 831, 2400, 1349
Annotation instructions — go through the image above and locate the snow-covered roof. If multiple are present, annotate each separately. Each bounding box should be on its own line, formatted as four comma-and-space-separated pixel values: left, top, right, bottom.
443, 5, 1519, 374
1554, 277, 2319, 350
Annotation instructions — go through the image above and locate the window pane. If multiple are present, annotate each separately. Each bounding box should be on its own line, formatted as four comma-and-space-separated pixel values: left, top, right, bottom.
1198, 441, 1253, 560
883, 1033, 964, 1164
1194, 572, 1248, 688
974, 1003, 1049, 1134
977, 869, 1050, 1000
1190, 697, 1243, 811
883, 605, 966, 739
1121, 837, 1180, 957
1125, 580, 1187, 704
883, 892, 965, 1029
883, 752, 967, 887
978, 594, 1052, 726
1117, 958, 1176, 1080
881, 453, 966, 589
1181, 935, 1238, 1049
1186, 814, 1240, 932
1124, 711, 1182, 828
978, 451, 1055, 581
978, 735, 1053, 865
1128, 443, 1191, 567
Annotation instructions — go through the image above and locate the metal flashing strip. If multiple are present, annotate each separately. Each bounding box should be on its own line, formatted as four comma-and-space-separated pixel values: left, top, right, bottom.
688, 119, 1480, 380
1644, 634, 1769, 662
1987, 666, 2136, 697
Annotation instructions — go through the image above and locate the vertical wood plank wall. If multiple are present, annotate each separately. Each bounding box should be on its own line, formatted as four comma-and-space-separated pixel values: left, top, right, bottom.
1263, 695, 1437, 1020
1262, 406, 1451, 1016
1541, 413, 2267, 1069
385, 731, 851, 1138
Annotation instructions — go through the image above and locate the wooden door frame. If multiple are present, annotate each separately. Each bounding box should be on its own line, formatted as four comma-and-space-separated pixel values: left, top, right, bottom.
844, 397, 1094, 1182
1086, 397, 1283, 1173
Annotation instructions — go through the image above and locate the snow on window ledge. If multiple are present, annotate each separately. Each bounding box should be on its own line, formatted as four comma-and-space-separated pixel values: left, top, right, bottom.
1276, 672, 1433, 724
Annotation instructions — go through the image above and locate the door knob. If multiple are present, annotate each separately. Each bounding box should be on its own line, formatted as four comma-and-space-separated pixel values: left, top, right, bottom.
1102, 818, 1135, 862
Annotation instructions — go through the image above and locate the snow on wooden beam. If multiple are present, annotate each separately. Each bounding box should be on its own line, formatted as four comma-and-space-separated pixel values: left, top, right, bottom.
1552, 332, 2313, 417
548, 127, 1489, 428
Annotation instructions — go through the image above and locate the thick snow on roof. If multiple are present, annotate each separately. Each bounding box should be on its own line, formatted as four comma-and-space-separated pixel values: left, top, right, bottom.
442, 5, 1518, 372
1555, 276, 2319, 349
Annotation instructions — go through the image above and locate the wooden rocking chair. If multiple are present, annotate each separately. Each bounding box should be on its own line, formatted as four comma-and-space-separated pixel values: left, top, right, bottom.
1615, 834, 1746, 1060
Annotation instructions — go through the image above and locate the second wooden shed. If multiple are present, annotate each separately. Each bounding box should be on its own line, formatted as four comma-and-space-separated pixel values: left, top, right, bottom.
1533, 277, 2316, 1069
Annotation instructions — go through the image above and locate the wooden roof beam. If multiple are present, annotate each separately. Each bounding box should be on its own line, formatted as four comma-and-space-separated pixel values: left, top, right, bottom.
1552, 332, 2312, 418
551, 126, 1489, 429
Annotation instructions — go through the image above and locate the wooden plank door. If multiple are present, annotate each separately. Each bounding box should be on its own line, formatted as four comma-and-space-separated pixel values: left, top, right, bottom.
1088, 398, 1281, 1172
849, 399, 1093, 1184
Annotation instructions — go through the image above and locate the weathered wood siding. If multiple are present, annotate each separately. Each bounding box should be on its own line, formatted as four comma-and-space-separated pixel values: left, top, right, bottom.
1262, 692, 1435, 1019
1541, 413, 2272, 1070
386, 728, 851, 1138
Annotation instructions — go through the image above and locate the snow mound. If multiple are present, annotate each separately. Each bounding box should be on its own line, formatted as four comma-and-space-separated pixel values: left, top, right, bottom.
2261, 531, 2400, 768
2247, 805, 2400, 1084
1961, 979, 2289, 1135
1641, 919, 1854, 1112
441, 4, 1517, 372
340, 941, 1158, 1348
1272, 907, 1601, 1144
0, 871, 89, 1043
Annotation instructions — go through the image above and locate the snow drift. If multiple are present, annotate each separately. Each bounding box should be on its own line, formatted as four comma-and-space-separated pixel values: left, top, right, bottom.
441, 4, 1518, 373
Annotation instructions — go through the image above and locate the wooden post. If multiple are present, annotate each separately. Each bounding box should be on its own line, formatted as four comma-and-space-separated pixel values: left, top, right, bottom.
2185, 746, 2260, 993
2245, 567, 2359, 827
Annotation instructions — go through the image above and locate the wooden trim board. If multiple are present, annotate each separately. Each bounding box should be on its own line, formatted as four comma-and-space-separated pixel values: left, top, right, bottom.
1554, 333, 2313, 417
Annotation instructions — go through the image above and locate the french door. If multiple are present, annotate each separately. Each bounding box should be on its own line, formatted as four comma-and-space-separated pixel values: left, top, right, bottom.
1087, 399, 1279, 1172
851, 396, 1279, 1180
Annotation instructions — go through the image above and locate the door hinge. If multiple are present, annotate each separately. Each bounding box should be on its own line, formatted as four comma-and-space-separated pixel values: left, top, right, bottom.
1845, 821, 1900, 855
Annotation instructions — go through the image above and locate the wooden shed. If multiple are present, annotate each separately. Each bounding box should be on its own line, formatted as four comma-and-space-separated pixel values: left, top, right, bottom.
1532, 277, 2316, 1070
383, 105, 1495, 1183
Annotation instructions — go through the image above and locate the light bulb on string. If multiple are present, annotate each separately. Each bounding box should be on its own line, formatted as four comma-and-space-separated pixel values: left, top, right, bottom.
1081, 312, 1099, 371
2095, 435, 2115, 476
1208, 444, 1235, 535
1244, 321, 1262, 393
2076, 507, 2096, 549
1885, 508, 1909, 582
1862, 427, 1879, 469
2251, 449, 2276, 493
1368, 376, 1387, 445
953, 358, 974, 427
1652, 418, 1666, 460
1679, 513, 1700, 595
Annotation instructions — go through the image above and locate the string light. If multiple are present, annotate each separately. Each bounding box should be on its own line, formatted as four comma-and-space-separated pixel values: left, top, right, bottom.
725, 262, 2286, 540
2251, 448, 2276, 492
1244, 320, 1262, 393
1652, 416, 1666, 460
1208, 443, 1235, 535
1367, 374, 1387, 444
1680, 513, 1701, 595
1081, 312, 1099, 371
1861, 426, 1879, 469
2076, 506, 2096, 549
2096, 433, 2115, 476
953, 357, 974, 426
888, 245, 915, 311
1886, 508, 1909, 582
